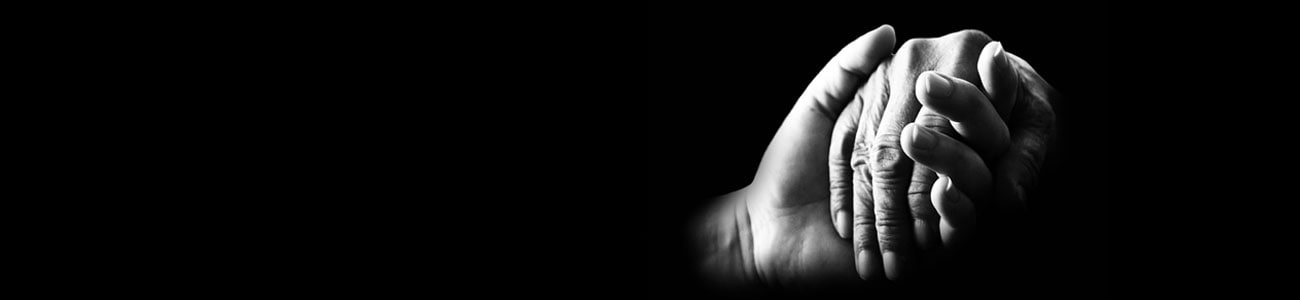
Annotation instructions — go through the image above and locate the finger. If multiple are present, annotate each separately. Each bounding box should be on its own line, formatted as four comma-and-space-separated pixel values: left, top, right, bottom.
852, 165, 885, 281
978, 41, 1018, 121
900, 123, 993, 199
867, 30, 989, 281
830, 97, 862, 239
855, 59, 892, 147
908, 163, 941, 253
850, 60, 891, 280
993, 52, 1056, 215
916, 71, 1011, 160
869, 62, 921, 283
753, 25, 895, 198
907, 108, 950, 254
931, 176, 976, 249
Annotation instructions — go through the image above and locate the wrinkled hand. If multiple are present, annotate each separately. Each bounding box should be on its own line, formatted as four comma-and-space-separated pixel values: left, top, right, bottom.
827, 30, 1057, 281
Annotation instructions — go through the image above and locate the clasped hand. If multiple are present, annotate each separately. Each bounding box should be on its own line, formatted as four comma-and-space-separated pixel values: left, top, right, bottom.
698, 25, 1058, 289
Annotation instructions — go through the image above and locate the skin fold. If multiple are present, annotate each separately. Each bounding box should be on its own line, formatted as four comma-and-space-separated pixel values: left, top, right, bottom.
693, 26, 1058, 289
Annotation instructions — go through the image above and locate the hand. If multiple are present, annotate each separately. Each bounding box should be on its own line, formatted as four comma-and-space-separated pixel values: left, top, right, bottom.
741, 24, 896, 289
692, 26, 1058, 289
827, 30, 1057, 281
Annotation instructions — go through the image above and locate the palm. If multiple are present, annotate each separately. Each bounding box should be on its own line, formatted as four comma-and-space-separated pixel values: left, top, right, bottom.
741, 25, 894, 288
746, 120, 859, 288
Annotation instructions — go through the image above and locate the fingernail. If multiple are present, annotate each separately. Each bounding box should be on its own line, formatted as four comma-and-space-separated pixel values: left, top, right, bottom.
857, 250, 871, 280
836, 210, 852, 239
915, 220, 936, 251
909, 125, 936, 150
924, 72, 952, 98
994, 41, 1008, 65
882, 251, 902, 280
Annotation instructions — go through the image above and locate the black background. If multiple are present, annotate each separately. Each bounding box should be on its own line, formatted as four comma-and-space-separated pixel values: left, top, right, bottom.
643, 1, 1110, 298
19, 1, 1255, 297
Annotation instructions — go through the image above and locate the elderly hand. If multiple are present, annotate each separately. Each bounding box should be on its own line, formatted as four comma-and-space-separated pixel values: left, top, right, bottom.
827, 30, 1058, 282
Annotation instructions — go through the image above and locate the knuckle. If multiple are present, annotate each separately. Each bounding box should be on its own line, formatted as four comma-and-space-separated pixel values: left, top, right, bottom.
851, 139, 872, 173
909, 170, 940, 220
875, 192, 910, 222
830, 196, 846, 212
869, 134, 911, 184
854, 226, 875, 251
830, 152, 853, 171
853, 210, 876, 228
949, 29, 991, 44
932, 30, 993, 78
909, 166, 938, 191
894, 38, 935, 66
874, 208, 912, 251
829, 173, 853, 191
897, 38, 930, 56
853, 174, 874, 206
859, 60, 891, 130
914, 112, 955, 136
909, 193, 939, 220
911, 205, 938, 223
875, 209, 910, 229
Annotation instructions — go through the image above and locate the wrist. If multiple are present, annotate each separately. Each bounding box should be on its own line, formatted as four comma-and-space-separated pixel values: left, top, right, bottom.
692, 187, 759, 289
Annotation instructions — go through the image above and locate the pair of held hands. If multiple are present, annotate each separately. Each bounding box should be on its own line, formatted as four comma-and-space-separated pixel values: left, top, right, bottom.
697, 25, 1057, 289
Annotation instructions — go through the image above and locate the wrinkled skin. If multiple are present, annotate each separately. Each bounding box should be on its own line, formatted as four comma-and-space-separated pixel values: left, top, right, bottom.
833, 29, 1031, 281
696, 28, 1058, 288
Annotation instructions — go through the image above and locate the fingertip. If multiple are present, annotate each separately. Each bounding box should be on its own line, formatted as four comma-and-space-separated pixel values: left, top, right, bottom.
874, 24, 896, 43
993, 41, 1006, 60
900, 123, 940, 160
926, 72, 953, 98
918, 72, 953, 102
996, 42, 1007, 61
944, 174, 958, 192
914, 218, 940, 252
881, 251, 910, 281
939, 176, 963, 208
878, 24, 894, 33
910, 123, 936, 150
931, 176, 954, 214
867, 24, 897, 57
980, 41, 1017, 119
932, 176, 952, 203
837, 24, 898, 76
899, 123, 917, 157
978, 41, 1006, 71
857, 249, 883, 281
883, 24, 896, 42
856, 250, 871, 280
836, 210, 852, 239
900, 122, 916, 145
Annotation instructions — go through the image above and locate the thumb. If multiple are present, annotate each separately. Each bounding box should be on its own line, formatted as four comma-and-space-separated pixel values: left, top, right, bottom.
993, 52, 1057, 217
754, 25, 895, 195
